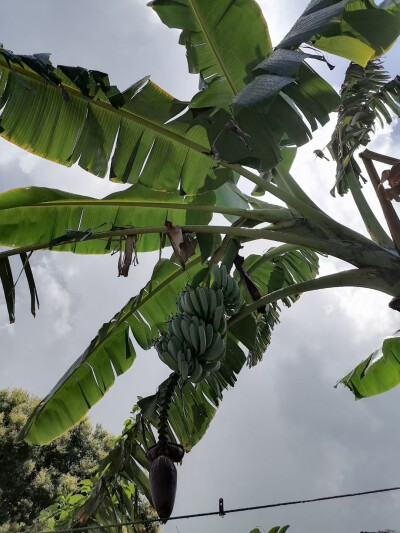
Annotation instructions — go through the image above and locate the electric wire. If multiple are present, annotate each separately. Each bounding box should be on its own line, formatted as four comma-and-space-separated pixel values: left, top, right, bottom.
41, 485, 400, 533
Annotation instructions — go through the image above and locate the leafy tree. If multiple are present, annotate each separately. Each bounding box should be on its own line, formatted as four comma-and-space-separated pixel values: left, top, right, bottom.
0, 389, 158, 533
0, 0, 400, 528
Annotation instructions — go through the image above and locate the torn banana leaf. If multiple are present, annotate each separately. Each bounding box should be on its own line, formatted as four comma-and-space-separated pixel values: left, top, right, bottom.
339, 330, 400, 399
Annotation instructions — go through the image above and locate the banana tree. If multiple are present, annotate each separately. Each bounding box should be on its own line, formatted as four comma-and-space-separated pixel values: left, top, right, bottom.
1, 0, 400, 528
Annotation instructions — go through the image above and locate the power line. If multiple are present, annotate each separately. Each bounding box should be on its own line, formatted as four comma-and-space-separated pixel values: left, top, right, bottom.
41, 485, 400, 533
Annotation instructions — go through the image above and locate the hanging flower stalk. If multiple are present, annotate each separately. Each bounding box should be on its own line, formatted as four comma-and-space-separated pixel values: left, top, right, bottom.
146, 264, 242, 521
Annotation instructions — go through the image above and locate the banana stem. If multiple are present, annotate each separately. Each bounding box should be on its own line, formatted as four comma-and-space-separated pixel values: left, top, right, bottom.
157, 373, 180, 448
228, 267, 399, 326
346, 164, 393, 248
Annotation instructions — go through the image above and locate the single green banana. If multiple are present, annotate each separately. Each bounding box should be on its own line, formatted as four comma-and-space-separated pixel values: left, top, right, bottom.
192, 314, 200, 328
177, 350, 184, 375
183, 292, 196, 315
221, 264, 228, 289
185, 347, 193, 364
197, 287, 209, 319
203, 360, 222, 372
212, 264, 221, 289
168, 338, 179, 359
212, 305, 224, 332
218, 316, 227, 338
205, 324, 214, 349
180, 316, 192, 343
198, 324, 207, 355
208, 289, 217, 320
170, 335, 183, 356
181, 359, 189, 380
216, 289, 224, 308
189, 359, 203, 383
224, 275, 234, 300
159, 351, 178, 372
189, 289, 202, 317
189, 322, 200, 352
199, 332, 224, 362
172, 316, 185, 344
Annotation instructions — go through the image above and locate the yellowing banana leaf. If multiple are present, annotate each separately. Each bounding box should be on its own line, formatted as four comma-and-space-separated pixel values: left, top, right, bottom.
149, 0, 273, 110
339, 331, 400, 399
0, 184, 215, 254
0, 49, 233, 194
18, 255, 205, 445
279, 0, 400, 67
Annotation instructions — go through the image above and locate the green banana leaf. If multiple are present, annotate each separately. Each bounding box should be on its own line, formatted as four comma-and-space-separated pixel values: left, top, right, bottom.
0, 183, 215, 254
0, 49, 232, 194
33, 336, 246, 528
279, 0, 400, 67
230, 246, 319, 366
212, 50, 339, 170
149, 0, 273, 109
339, 330, 400, 399
150, 1, 339, 172
229, 49, 339, 132
18, 255, 205, 445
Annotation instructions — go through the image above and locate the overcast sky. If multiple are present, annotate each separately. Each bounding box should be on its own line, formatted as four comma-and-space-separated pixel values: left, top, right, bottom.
1, 2, 400, 532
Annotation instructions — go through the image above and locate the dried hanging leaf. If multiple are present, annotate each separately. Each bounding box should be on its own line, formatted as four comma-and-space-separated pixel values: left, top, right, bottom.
165, 221, 197, 269
234, 254, 266, 313
118, 235, 138, 277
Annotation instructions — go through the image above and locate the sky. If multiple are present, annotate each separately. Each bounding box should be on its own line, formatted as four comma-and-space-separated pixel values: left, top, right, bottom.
1, 1, 400, 532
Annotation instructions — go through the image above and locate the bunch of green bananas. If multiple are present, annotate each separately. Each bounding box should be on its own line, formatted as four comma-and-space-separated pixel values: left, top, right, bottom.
154, 265, 242, 383
211, 264, 242, 315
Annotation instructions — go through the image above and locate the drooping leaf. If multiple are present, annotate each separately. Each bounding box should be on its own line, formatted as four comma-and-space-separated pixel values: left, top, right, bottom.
18, 324, 136, 446
339, 330, 400, 399
227, 50, 339, 150
165, 221, 197, 269
35, 337, 246, 526
0, 257, 15, 323
231, 246, 319, 366
20, 252, 39, 317
149, 0, 273, 110
278, 0, 400, 66
327, 60, 400, 197
0, 49, 233, 194
18, 255, 204, 445
0, 183, 215, 254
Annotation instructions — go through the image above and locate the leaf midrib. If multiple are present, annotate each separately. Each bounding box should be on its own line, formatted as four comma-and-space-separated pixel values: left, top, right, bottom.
33, 199, 265, 221
0, 59, 210, 157
188, 0, 237, 95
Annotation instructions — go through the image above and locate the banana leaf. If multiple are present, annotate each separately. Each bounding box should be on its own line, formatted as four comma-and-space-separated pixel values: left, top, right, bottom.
0, 49, 233, 194
18, 255, 205, 445
339, 330, 400, 399
32, 336, 246, 529
0, 183, 215, 254
230, 247, 319, 366
212, 50, 340, 169
149, 0, 273, 110
278, 0, 400, 67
